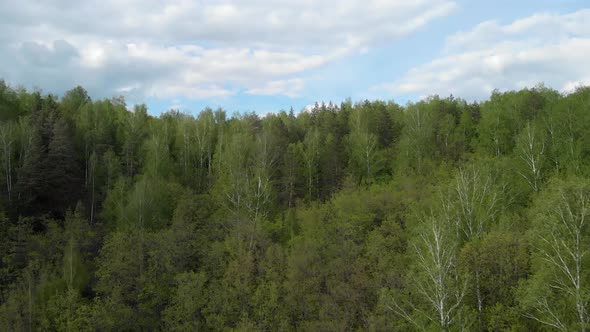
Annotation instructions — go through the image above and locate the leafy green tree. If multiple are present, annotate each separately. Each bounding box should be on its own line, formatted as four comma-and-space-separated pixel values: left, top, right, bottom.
6, 80, 590, 331
301, 128, 320, 201
0, 81, 24, 121
162, 271, 208, 331
195, 109, 218, 184
175, 114, 199, 188
59, 86, 90, 124
281, 143, 304, 208
101, 148, 120, 191
515, 122, 547, 192
214, 125, 253, 219
121, 104, 148, 177
389, 212, 468, 330
476, 91, 524, 157
446, 165, 501, 242
94, 229, 143, 329
521, 178, 590, 331
250, 244, 289, 330
143, 126, 173, 179
0, 122, 16, 205
42, 288, 93, 332
396, 101, 435, 174
542, 88, 590, 175
347, 106, 383, 184
459, 231, 530, 330
203, 237, 259, 329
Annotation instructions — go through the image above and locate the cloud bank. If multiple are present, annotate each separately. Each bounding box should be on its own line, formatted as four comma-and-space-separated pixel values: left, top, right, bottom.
379, 9, 590, 100
0, 0, 455, 102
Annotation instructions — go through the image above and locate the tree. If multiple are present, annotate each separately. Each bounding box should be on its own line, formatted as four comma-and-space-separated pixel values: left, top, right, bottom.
102, 148, 120, 191
195, 109, 217, 186
446, 165, 500, 242
59, 86, 90, 124
0, 122, 15, 204
515, 122, 547, 192
459, 231, 530, 330
396, 101, 435, 174
42, 289, 93, 332
121, 104, 148, 177
541, 89, 590, 175
0, 81, 23, 121
476, 91, 524, 157
347, 106, 383, 184
162, 272, 208, 331
15, 122, 45, 216
45, 117, 82, 216
389, 212, 468, 330
214, 126, 253, 220
175, 114, 198, 188
143, 125, 173, 179
281, 143, 303, 208
285, 200, 371, 330
94, 230, 143, 329
87, 152, 98, 223
521, 178, 590, 331
301, 128, 320, 201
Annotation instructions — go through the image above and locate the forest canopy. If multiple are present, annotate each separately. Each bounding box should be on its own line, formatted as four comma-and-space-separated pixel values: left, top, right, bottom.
1, 80, 590, 330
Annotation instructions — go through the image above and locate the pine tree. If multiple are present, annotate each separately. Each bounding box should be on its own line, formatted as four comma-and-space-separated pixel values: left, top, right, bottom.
45, 117, 82, 217
15, 126, 46, 216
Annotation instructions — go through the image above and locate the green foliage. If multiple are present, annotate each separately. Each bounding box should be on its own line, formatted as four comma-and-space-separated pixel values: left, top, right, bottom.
459, 231, 530, 329
4, 82, 590, 330
163, 271, 208, 331
520, 177, 590, 330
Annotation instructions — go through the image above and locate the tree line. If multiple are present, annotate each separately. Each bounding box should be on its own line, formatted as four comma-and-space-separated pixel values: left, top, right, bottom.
1, 80, 590, 330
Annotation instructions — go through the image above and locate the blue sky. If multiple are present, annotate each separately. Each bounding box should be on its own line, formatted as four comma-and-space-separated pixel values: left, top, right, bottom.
1, 0, 589, 116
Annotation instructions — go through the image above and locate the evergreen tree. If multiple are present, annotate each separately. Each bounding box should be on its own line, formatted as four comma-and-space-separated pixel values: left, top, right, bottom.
45, 117, 82, 217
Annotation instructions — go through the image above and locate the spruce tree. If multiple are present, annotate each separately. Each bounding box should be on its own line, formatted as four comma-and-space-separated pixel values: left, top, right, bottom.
45, 117, 82, 217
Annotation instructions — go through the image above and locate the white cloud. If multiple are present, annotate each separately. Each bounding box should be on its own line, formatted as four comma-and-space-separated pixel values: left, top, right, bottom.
0, 0, 455, 103
247, 79, 305, 97
562, 78, 590, 94
301, 102, 341, 114
378, 9, 590, 100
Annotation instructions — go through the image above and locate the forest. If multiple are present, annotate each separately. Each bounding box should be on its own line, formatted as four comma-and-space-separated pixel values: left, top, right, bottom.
1, 80, 590, 331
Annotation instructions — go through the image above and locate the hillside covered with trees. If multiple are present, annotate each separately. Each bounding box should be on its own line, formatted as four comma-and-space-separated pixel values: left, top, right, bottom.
2, 80, 590, 330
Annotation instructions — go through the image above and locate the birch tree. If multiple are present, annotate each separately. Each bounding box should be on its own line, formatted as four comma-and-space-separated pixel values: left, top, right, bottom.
176, 110, 216, 190
0, 122, 15, 203
446, 166, 500, 241
522, 178, 590, 331
246, 125, 276, 222
439, 166, 500, 326
214, 130, 252, 219
389, 213, 467, 330
542, 92, 589, 175
175, 115, 196, 185
516, 122, 546, 192
347, 106, 381, 184
398, 102, 435, 174
195, 109, 216, 178
122, 105, 148, 177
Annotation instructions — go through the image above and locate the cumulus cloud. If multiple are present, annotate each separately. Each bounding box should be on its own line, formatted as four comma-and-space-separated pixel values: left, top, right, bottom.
0, 0, 455, 102
19, 40, 78, 67
246, 79, 305, 97
378, 9, 590, 100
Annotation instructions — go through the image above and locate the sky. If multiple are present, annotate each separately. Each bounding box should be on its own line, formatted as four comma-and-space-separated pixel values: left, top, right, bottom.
0, 0, 589, 115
